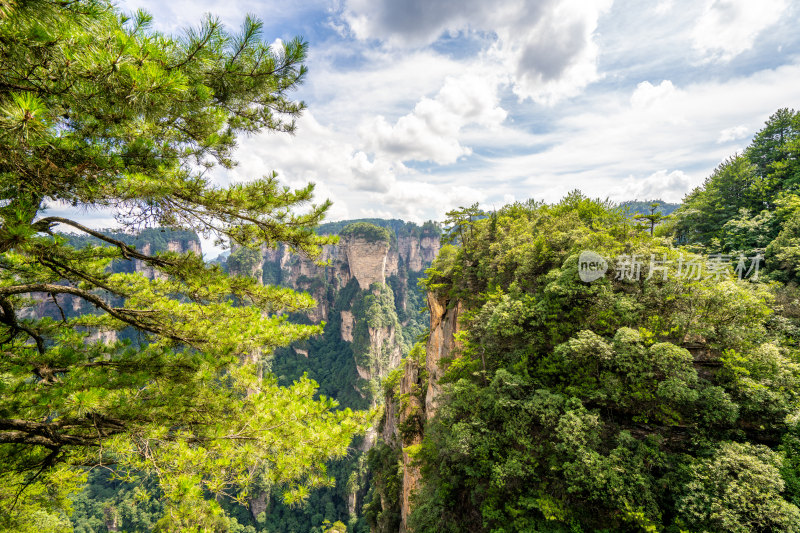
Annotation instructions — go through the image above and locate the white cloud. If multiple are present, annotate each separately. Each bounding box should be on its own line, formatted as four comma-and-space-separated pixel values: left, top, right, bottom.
378, 181, 487, 222
341, 0, 612, 104
84, 1, 800, 230
717, 125, 749, 143
464, 62, 800, 205
655, 0, 674, 15
492, 0, 612, 104
349, 151, 399, 193
692, 0, 788, 62
614, 170, 694, 203
629, 80, 687, 125
364, 113, 471, 164
359, 207, 394, 219
361, 74, 507, 164
630, 80, 677, 108
303, 46, 468, 128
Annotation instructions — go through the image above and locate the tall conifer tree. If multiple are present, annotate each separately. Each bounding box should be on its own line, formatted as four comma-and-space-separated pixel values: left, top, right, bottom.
0, 1, 365, 528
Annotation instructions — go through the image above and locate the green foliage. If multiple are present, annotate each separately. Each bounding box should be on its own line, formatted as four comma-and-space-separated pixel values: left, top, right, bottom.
263, 234, 431, 531
273, 277, 368, 410
671, 108, 800, 279
675, 442, 800, 532
441, 202, 485, 247
69, 469, 164, 532
228, 245, 265, 280
316, 218, 441, 241
0, 1, 365, 529
633, 202, 670, 236
618, 200, 680, 217
363, 442, 402, 533
339, 222, 392, 244
673, 154, 762, 247
350, 284, 403, 404
408, 193, 800, 532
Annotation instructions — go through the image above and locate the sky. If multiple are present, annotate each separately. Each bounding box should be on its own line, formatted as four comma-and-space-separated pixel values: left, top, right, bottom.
107, 0, 800, 253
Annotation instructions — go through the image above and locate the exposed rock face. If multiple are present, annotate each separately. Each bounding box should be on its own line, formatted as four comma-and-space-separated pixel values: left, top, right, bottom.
398, 357, 424, 533
293, 347, 309, 358
249, 491, 269, 521
344, 236, 390, 289
419, 236, 439, 265
340, 310, 355, 342
259, 230, 440, 317
22, 230, 202, 334
367, 321, 403, 381
86, 329, 118, 345
249, 222, 441, 528
396, 236, 422, 272
135, 238, 202, 279
424, 293, 463, 417
133, 243, 157, 279
379, 292, 463, 532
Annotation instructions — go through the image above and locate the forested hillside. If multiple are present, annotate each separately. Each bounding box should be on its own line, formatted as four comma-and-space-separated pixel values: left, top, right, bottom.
46, 109, 800, 532
370, 109, 800, 532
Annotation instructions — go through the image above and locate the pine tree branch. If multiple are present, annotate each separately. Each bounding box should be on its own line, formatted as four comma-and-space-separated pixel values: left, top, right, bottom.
34, 217, 176, 267
0, 283, 197, 344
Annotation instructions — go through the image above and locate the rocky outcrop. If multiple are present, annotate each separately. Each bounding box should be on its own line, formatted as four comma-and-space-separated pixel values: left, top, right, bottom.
293, 347, 309, 358
424, 294, 463, 417
249, 491, 269, 521
398, 357, 424, 533
244, 221, 441, 529
366, 321, 403, 381
344, 236, 390, 289
135, 238, 202, 280
397, 235, 438, 272
258, 228, 440, 323
378, 292, 463, 531
86, 329, 118, 345
341, 310, 355, 342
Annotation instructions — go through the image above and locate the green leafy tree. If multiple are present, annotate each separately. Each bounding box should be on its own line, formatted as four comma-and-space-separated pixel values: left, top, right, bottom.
403, 194, 800, 532
442, 203, 484, 247
673, 109, 800, 257
747, 108, 800, 194
0, 1, 365, 529
634, 202, 668, 236
339, 222, 392, 244
672, 154, 760, 246
675, 442, 800, 532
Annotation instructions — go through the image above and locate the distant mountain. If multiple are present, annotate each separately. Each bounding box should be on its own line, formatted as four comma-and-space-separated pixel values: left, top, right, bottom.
618, 200, 680, 216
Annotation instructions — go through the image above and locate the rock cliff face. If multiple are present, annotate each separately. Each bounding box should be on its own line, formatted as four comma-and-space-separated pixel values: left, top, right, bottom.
133, 238, 201, 279
259, 226, 441, 361
23, 232, 202, 345
344, 236, 390, 289
251, 220, 441, 529
378, 292, 463, 532
423, 293, 463, 417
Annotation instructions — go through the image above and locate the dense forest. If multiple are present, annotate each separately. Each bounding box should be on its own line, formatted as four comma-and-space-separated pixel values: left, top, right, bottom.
365, 108, 800, 532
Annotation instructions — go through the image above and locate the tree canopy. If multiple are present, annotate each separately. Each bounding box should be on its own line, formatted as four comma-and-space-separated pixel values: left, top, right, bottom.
672, 108, 800, 257
0, 1, 365, 529
404, 193, 800, 532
